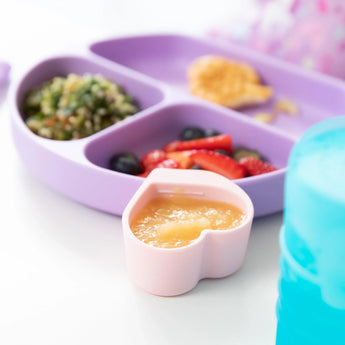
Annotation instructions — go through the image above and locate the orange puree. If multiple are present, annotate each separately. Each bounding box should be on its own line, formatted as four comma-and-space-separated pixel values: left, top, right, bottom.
130, 195, 246, 248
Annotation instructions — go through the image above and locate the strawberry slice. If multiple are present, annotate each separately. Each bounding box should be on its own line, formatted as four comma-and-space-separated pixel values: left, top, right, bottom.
155, 159, 180, 169
191, 150, 246, 180
239, 157, 277, 176
141, 149, 166, 171
164, 134, 232, 153
166, 150, 195, 169
137, 158, 180, 177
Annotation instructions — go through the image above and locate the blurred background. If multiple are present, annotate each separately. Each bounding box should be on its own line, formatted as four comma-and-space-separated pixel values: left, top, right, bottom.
3, 0, 345, 81
0, 0, 255, 76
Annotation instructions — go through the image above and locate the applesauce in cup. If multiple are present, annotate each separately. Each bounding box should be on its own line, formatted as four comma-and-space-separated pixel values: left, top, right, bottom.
130, 195, 246, 248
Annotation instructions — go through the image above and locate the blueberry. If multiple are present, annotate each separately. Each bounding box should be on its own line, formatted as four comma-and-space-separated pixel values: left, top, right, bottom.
190, 164, 203, 170
109, 152, 142, 175
215, 149, 232, 157
179, 126, 205, 141
204, 129, 221, 137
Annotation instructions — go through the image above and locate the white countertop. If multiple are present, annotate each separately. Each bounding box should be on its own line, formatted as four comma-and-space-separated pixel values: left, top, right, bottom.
0, 1, 282, 344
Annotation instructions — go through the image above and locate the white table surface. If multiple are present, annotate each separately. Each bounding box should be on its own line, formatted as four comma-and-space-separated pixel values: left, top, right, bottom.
0, 1, 282, 344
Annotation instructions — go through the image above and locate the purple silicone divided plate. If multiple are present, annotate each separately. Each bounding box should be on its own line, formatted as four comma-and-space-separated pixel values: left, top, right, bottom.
10, 34, 345, 217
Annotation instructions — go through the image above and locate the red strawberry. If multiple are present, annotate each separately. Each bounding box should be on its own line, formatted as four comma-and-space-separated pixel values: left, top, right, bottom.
166, 150, 195, 169
191, 150, 246, 180
239, 157, 277, 176
141, 149, 166, 171
155, 159, 180, 169
137, 158, 180, 177
164, 134, 232, 153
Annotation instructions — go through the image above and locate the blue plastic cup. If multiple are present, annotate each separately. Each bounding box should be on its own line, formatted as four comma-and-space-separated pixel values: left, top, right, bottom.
276, 116, 345, 344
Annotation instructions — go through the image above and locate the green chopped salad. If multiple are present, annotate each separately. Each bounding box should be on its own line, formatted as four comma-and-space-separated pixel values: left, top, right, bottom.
23, 73, 139, 140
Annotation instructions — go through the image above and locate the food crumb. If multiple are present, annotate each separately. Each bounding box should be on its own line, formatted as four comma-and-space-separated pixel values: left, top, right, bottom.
253, 112, 277, 123
274, 99, 299, 115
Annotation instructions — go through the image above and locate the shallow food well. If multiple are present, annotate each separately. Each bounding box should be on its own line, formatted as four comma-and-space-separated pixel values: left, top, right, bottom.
90, 34, 345, 138
10, 34, 345, 217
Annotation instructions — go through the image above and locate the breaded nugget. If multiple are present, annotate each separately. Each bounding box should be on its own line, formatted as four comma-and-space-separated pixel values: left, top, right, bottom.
188, 55, 272, 109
